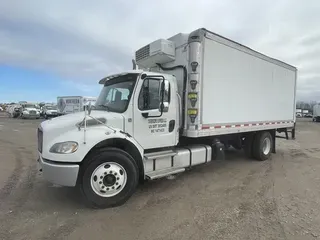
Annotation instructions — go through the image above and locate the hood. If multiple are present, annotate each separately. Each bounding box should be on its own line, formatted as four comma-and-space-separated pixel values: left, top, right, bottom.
25, 108, 39, 112
40, 110, 125, 136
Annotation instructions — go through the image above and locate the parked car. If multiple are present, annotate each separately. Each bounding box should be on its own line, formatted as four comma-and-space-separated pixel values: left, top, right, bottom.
41, 105, 58, 119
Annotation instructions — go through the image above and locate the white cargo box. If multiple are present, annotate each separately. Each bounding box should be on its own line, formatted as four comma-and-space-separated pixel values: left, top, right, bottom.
313, 105, 320, 117
190, 31, 297, 137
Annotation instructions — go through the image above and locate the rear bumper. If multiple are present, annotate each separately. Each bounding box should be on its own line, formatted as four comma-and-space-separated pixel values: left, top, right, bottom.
37, 154, 79, 187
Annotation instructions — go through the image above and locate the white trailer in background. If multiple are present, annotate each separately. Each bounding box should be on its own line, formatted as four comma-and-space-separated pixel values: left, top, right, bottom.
57, 96, 97, 115
313, 105, 320, 122
296, 108, 302, 117
37, 28, 297, 208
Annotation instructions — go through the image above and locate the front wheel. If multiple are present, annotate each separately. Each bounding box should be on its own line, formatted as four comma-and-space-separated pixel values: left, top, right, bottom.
79, 147, 139, 208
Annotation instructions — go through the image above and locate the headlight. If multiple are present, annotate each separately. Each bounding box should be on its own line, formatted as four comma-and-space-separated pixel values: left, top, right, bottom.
49, 141, 78, 154
23, 111, 29, 114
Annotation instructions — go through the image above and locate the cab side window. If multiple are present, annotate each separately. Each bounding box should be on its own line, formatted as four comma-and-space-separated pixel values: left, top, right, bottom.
138, 79, 161, 110
138, 79, 171, 111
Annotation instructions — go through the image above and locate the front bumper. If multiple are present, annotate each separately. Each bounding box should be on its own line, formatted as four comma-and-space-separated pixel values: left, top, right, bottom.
47, 114, 58, 117
23, 114, 40, 119
37, 154, 80, 187
45, 112, 59, 117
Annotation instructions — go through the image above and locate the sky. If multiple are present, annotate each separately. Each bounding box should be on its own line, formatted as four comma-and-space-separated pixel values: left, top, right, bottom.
0, 0, 320, 103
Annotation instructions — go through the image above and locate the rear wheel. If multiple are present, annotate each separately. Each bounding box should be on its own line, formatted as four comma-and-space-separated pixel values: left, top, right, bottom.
252, 131, 273, 161
79, 147, 139, 208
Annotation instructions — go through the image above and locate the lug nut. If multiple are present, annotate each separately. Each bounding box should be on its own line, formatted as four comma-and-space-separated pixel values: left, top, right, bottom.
117, 177, 120, 180
99, 181, 102, 184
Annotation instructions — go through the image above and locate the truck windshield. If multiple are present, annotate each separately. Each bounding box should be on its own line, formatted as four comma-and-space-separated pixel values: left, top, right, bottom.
24, 104, 36, 108
95, 73, 138, 113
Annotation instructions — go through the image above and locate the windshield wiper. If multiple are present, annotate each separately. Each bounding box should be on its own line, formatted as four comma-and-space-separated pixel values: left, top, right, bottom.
97, 104, 110, 111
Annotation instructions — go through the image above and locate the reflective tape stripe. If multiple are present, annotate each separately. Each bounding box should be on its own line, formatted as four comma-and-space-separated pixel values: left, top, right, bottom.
201, 121, 294, 130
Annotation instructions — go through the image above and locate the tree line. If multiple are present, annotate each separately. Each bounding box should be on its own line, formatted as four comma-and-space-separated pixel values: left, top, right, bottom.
296, 101, 319, 111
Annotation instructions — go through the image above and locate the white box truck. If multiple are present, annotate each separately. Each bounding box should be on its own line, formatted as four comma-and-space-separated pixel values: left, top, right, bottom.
313, 105, 320, 122
37, 28, 297, 208
57, 96, 97, 115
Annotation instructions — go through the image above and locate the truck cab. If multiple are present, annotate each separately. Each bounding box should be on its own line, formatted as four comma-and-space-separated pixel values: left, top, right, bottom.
37, 70, 181, 208
94, 71, 179, 149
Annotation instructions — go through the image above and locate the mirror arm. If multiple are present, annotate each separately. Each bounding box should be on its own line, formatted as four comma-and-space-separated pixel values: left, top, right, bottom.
141, 112, 149, 118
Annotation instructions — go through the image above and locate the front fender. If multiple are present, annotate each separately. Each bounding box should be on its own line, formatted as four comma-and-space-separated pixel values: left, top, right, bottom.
42, 126, 143, 163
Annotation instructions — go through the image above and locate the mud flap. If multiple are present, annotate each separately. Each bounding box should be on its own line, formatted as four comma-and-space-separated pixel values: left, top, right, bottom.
213, 141, 225, 160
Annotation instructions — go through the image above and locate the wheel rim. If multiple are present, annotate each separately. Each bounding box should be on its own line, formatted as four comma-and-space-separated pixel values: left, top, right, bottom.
90, 162, 127, 197
262, 137, 271, 155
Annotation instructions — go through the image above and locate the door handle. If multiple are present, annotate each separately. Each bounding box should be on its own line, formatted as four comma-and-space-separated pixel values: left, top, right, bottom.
169, 120, 175, 132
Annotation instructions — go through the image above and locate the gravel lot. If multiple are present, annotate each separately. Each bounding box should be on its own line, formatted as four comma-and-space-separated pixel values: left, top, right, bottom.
0, 113, 320, 240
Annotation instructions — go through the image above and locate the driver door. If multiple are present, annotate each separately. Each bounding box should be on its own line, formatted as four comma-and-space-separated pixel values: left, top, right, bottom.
133, 76, 177, 150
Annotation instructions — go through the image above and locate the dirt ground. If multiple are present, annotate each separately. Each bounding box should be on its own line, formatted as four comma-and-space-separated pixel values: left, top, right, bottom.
0, 113, 320, 240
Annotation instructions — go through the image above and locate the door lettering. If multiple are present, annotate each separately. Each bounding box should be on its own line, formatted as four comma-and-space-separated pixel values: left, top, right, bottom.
148, 118, 167, 133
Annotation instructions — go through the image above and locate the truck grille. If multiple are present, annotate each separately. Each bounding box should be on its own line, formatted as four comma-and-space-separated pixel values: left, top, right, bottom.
30, 110, 36, 115
135, 44, 150, 62
37, 128, 43, 153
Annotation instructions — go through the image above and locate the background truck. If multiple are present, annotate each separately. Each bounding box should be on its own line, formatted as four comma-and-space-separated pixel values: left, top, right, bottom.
7, 104, 21, 118
313, 105, 320, 122
20, 102, 41, 119
57, 96, 97, 115
37, 28, 297, 208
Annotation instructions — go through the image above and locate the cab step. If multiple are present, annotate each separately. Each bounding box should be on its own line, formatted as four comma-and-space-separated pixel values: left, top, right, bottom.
144, 150, 176, 160
146, 168, 185, 180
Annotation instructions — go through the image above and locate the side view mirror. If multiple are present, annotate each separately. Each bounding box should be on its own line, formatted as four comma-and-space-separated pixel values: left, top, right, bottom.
159, 79, 170, 113
87, 102, 92, 115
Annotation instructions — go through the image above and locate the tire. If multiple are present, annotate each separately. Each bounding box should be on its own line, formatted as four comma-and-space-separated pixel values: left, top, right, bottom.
79, 147, 139, 209
44, 114, 48, 119
244, 133, 255, 158
252, 131, 273, 161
